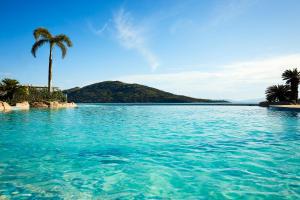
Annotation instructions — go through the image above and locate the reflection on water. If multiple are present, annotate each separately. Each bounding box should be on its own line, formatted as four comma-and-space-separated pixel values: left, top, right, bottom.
267, 107, 299, 118
266, 108, 300, 141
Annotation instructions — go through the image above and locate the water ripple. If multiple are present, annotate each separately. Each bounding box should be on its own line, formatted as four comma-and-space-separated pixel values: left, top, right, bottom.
0, 105, 299, 199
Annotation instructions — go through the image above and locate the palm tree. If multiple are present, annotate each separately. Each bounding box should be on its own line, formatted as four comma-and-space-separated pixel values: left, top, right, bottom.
265, 84, 290, 102
31, 27, 72, 95
282, 68, 300, 103
0, 78, 20, 101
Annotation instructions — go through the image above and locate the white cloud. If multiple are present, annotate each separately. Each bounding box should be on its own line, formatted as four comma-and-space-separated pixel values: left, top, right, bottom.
113, 9, 159, 71
117, 54, 300, 100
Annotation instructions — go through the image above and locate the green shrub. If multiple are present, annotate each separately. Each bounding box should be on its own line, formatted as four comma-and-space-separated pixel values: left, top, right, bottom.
0, 78, 66, 105
26, 88, 66, 103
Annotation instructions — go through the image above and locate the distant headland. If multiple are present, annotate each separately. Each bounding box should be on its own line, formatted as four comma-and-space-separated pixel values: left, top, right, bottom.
63, 81, 228, 103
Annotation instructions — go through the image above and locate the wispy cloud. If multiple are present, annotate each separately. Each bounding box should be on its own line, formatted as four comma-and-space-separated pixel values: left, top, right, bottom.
118, 54, 300, 100
113, 9, 159, 71
88, 8, 159, 70
88, 21, 109, 36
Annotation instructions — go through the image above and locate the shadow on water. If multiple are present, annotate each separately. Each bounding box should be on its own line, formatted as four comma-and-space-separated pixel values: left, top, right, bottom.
266, 108, 300, 141
267, 108, 299, 118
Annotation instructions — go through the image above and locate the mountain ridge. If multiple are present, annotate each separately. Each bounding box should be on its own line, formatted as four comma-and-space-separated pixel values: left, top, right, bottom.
64, 81, 228, 103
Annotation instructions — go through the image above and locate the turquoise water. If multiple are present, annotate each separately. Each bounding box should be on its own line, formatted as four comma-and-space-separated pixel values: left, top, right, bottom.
0, 105, 299, 199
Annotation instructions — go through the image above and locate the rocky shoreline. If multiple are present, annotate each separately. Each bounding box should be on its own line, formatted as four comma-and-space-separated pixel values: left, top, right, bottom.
0, 101, 77, 112
0, 101, 12, 112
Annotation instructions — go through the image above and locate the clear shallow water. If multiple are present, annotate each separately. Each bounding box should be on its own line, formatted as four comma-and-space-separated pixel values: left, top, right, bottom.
0, 105, 299, 199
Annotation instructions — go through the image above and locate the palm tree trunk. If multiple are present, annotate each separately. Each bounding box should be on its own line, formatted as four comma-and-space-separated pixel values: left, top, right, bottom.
48, 47, 53, 96
295, 84, 298, 103
291, 82, 298, 103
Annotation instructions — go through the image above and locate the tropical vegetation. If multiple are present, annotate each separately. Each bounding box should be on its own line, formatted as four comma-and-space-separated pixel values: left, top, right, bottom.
264, 68, 300, 104
0, 78, 21, 102
265, 85, 290, 102
31, 27, 72, 95
282, 68, 300, 103
0, 78, 66, 105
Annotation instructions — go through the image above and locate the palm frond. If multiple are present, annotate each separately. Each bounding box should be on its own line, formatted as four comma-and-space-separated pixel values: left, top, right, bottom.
2, 78, 19, 87
56, 42, 67, 58
282, 68, 300, 83
31, 39, 49, 57
33, 27, 52, 40
53, 34, 73, 47
265, 84, 290, 102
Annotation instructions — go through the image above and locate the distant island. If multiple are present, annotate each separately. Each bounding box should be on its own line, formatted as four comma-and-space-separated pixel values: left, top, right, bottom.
64, 81, 228, 103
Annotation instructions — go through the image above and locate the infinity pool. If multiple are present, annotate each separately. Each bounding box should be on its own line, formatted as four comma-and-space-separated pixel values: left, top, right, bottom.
0, 104, 299, 199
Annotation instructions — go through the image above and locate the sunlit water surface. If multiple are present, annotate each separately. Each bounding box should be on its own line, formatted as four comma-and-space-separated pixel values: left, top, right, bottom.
0, 104, 300, 199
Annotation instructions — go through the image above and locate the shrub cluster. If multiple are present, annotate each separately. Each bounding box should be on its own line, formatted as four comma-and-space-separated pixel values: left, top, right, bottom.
265, 68, 300, 104
0, 78, 66, 105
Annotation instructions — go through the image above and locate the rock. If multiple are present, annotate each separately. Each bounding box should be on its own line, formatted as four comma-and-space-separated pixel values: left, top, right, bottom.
49, 101, 77, 109
31, 102, 49, 108
30, 101, 77, 109
3, 102, 11, 111
0, 101, 12, 112
64, 102, 77, 108
49, 101, 60, 109
16, 101, 30, 110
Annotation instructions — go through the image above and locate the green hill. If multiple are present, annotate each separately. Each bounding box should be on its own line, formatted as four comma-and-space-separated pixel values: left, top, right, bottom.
64, 81, 227, 103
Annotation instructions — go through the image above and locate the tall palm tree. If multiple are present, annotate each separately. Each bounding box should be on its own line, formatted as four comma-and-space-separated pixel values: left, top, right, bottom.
265, 84, 290, 102
31, 27, 72, 95
282, 68, 300, 103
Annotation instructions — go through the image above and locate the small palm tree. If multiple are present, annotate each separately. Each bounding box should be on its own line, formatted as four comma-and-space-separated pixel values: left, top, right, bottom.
282, 68, 300, 103
265, 84, 290, 102
0, 78, 20, 101
31, 27, 72, 95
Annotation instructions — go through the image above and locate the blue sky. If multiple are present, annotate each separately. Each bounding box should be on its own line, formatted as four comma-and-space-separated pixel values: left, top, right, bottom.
1, 0, 300, 100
